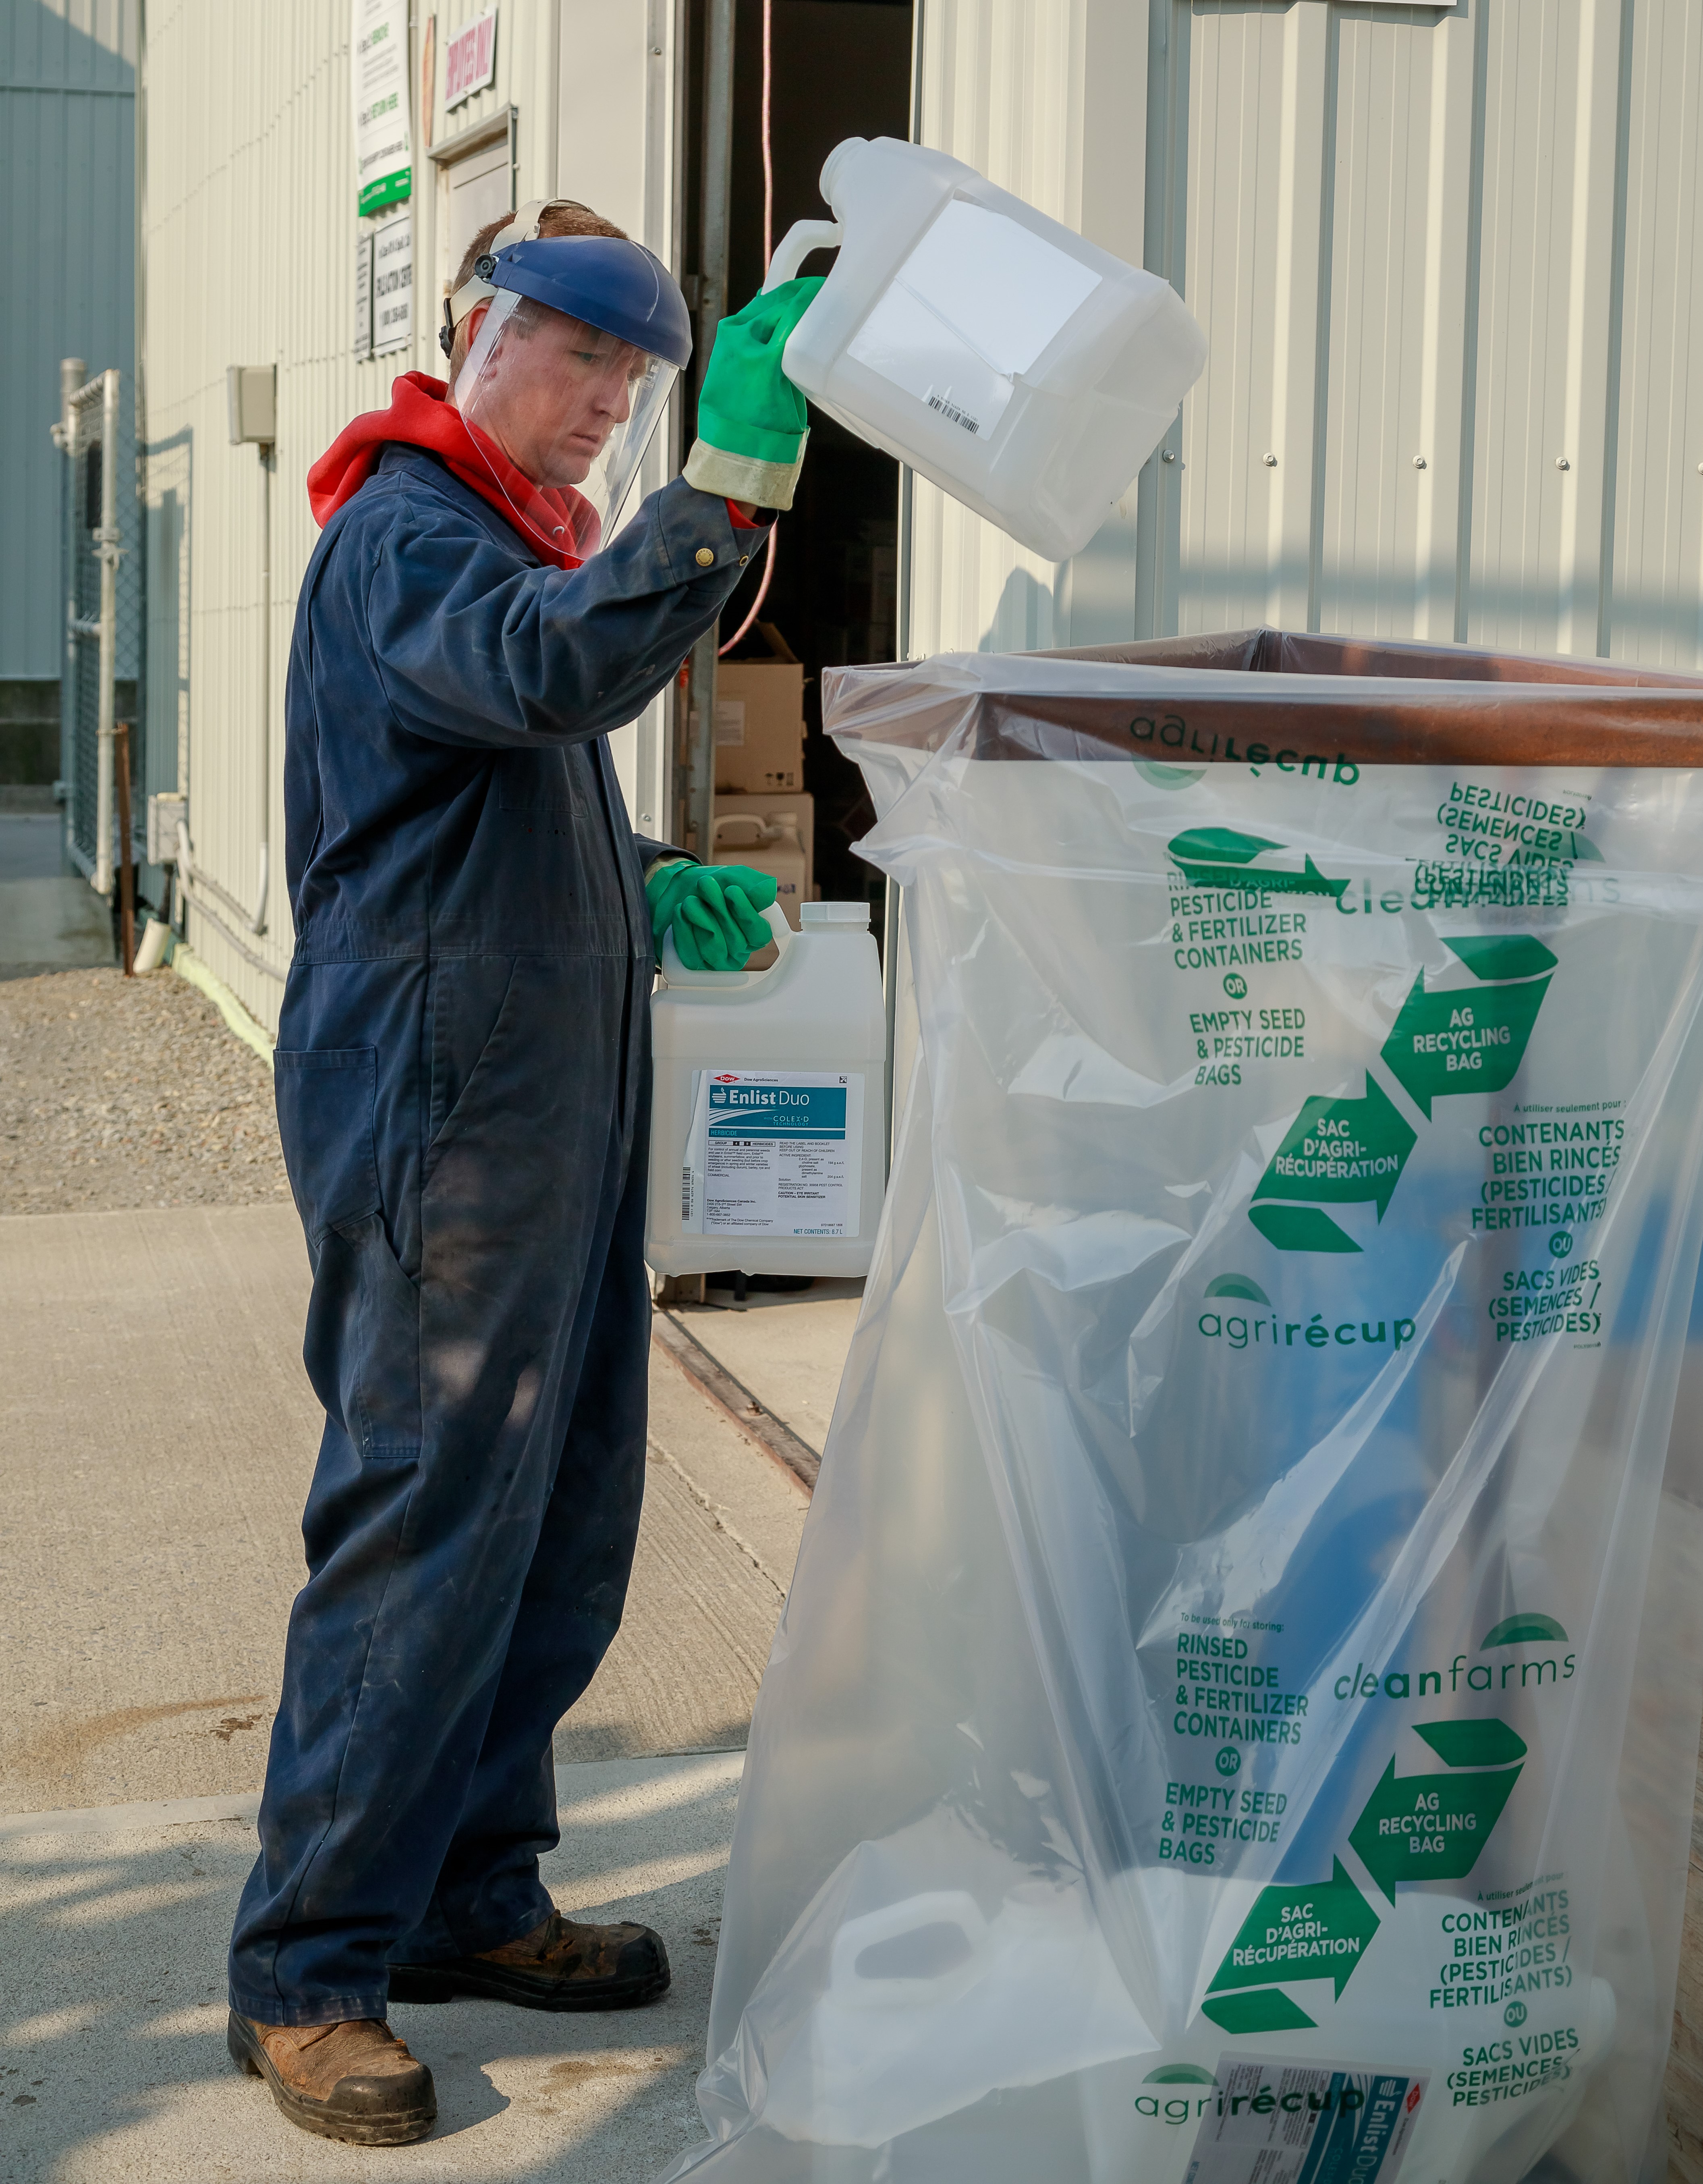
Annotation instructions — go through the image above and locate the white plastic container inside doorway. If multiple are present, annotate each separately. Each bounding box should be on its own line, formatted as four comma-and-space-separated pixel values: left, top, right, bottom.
712, 811, 808, 928
767, 137, 1208, 561
647, 901, 886, 1279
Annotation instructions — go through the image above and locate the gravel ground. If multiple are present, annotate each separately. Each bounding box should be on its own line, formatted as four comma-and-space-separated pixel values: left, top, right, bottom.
0, 967, 289, 1214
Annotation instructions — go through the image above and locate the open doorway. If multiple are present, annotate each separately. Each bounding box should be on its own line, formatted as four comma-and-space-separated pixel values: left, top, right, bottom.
681, 0, 914, 943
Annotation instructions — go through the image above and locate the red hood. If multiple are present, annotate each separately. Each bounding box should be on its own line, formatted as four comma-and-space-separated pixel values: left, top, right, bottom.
306, 372, 599, 567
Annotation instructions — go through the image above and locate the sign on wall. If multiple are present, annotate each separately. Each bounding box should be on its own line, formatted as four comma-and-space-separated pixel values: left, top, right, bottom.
445, 8, 498, 111
374, 210, 414, 355
352, 0, 412, 215
354, 228, 374, 357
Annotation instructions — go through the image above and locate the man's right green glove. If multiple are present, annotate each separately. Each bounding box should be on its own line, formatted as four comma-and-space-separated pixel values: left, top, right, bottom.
684, 278, 824, 511
645, 859, 780, 972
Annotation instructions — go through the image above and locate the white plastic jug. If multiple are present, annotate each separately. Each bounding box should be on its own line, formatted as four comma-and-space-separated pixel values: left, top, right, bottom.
647, 900, 887, 1279
767, 136, 1207, 561
712, 810, 807, 928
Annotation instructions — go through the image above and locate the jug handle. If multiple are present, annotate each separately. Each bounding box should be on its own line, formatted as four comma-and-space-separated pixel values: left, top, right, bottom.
660, 901, 792, 988
827, 1891, 989, 2009
765, 220, 843, 290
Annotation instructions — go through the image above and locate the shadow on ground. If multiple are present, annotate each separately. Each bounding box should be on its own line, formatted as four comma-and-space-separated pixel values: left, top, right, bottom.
0, 1754, 740, 2182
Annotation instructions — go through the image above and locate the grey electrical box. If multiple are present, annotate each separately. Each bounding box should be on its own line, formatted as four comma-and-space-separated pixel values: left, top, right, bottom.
226, 364, 276, 445
147, 791, 186, 866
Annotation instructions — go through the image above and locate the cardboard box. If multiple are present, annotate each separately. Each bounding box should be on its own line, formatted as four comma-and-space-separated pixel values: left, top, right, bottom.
712, 660, 805, 793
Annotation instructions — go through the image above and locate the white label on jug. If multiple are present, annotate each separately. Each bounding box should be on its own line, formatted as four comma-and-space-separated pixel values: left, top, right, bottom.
1184, 2059, 1426, 2183
846, 198, 1099, 436
682, 1070, 864, 1239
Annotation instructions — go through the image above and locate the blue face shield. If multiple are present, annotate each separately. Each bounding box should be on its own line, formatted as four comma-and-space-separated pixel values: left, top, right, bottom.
444, 221, 693, 558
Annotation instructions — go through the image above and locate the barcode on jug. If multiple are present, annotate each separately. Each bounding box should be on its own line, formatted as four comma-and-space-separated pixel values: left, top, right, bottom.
926, 391, 980, 435
682, 1168, 693, 1219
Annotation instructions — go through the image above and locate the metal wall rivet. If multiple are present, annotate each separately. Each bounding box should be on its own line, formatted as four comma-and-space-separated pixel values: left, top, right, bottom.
1263, 452, 1278, 467
1555, 456, 1571, 471
1413, 456, 1427, 469
1162, 449, 1177, 463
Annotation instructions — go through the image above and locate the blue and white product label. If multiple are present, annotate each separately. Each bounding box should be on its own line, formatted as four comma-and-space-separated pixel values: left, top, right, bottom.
683, 1069, 864, 1238
1184, 2060, 1426, 2184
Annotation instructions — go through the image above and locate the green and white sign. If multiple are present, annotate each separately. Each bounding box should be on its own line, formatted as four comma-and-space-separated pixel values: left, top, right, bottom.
352, 0, 411, 216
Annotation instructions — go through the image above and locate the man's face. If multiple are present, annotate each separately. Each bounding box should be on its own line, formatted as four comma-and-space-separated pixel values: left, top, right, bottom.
456, 303, 650, 488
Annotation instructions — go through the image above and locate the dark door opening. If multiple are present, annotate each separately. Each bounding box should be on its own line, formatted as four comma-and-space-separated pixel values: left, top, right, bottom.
681, 0, 914, 944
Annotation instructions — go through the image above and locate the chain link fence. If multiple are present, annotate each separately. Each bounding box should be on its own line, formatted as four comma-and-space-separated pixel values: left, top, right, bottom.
56, 362, 145, 890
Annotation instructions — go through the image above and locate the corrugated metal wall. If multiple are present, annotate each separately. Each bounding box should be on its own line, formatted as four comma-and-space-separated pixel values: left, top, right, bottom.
909, 0, 1703, 672
141, 0, 568, 1030
1, 0, 137, 683
556, 0, 683, 842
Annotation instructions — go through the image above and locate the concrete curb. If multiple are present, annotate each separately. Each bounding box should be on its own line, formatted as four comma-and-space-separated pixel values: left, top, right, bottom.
0, 1789, 261, 1842
172, 943, 276, 1063
0, 1751, 748, 1845
651, 1310, 821, 1493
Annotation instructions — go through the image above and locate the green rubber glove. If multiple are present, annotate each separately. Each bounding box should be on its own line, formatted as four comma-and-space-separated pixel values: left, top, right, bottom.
683, 278, 825, 511
645, 860, 780, 971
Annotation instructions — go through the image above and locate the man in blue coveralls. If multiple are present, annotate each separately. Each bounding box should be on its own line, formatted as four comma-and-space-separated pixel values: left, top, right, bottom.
225, 199, 824, 2146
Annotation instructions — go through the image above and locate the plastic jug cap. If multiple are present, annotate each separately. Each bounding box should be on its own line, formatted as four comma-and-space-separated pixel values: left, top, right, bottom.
802, 901, 870, 927
818, 137, 867, 206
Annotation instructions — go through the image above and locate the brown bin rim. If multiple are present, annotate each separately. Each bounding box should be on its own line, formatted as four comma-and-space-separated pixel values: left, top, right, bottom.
824, 629, 1703, 769
1034, 626, 1703, 692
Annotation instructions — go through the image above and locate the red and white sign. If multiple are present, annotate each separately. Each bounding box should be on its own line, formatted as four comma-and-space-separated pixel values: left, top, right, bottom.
444, 8, 498, 110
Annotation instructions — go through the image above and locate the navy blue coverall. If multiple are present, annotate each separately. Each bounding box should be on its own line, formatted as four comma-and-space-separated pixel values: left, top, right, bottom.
228, 446, 759, 2025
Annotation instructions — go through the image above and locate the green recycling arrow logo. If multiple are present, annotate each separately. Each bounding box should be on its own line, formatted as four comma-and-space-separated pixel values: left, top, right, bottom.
1248, 934, 1557, 1252
1170, 828, 1351, 901
1249, 1078, 1417, 1254
1380, 938, 1556, 1119
1348, 1719, 1527, 1902
1200, 1719, 1526, 2035
1202, 1859, 1380, 2034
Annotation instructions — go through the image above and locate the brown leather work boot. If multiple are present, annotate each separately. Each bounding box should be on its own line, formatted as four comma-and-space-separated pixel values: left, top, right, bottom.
388, 1908, 671, 2012
227, 2012, 436, 2145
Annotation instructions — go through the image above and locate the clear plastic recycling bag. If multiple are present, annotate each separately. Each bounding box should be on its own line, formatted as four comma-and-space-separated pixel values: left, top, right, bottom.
664, 646, 1703, 2184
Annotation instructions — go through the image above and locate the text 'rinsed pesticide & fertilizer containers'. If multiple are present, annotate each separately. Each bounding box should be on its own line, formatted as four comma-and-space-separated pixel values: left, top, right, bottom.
658, 633, 1703, 2184
647, 901, 886, 1280
766, 136, 1207, 561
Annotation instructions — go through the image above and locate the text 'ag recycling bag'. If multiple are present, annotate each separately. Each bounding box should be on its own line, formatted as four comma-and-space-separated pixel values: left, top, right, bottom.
666, 654, 1703, 2184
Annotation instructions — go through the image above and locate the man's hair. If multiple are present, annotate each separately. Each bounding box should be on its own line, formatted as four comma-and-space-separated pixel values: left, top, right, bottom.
447, 200, 628, 383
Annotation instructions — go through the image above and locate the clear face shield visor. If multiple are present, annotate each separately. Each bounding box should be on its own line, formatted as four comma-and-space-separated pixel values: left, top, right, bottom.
454, 289, 679, 561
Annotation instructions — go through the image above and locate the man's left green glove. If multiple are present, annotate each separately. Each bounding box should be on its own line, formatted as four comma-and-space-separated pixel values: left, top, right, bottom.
645, 859, 780, 972
684, 278, 824, 511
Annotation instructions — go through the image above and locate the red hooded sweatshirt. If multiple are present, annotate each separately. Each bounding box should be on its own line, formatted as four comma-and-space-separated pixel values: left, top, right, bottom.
307, 372, 760, 569
307, 372, 600, 568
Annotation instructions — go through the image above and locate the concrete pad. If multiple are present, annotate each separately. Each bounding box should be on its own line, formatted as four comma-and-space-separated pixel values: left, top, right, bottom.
0, 1751, 734, 2182
644, 1353, 807, 1587
0, 875, 112, 978
0, 1206, 805, 1809
667, 1280, 864, 1456
0, 1207, 323, 1811
551, 1445, 797, 1764
0, 815, 66, 882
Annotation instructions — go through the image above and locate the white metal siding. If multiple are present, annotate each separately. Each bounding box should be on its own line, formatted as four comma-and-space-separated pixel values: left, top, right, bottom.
556, 0, 682, 840
1, 0, 137, 683
907, 0, 1089, 662
911, 0, 1703, 674
141, 0, 672, 1033
1610, 0, 1703, 668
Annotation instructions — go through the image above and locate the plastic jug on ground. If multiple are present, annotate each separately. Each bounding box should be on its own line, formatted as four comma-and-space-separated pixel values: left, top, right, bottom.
766, 136, 1207, 560
647, 900, 886, 1279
